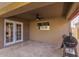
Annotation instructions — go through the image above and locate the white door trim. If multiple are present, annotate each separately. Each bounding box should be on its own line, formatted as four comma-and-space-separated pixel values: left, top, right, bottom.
4, 19, 23, 47
4, 19, 14, 47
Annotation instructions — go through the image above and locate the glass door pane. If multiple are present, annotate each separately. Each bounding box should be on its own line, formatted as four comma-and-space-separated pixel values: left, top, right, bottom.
15, 23, 23, 42
6, 22, 13, 43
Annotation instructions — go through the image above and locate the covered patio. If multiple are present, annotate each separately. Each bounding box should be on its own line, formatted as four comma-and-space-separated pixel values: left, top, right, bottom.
0, 2, 78, 57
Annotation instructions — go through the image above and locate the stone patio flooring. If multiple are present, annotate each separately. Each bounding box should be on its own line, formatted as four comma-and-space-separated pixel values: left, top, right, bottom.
0, 40, 76, 57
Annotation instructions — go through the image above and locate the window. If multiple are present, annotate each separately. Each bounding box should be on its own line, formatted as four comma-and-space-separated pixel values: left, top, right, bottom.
37, 22, 50, 30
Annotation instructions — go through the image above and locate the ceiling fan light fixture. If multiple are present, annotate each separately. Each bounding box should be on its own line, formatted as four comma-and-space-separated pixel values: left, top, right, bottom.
36, 13, 42, 21
36, 18, 40, 20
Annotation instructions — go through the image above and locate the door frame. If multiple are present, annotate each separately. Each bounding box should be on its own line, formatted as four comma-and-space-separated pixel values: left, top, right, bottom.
4, 19, 23, 47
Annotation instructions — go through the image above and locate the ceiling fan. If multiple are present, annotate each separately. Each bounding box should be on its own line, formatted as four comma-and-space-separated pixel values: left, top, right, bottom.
36, 13, 44, 20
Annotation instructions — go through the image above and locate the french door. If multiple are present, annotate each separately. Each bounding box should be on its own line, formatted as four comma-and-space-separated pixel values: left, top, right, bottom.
4, 20, 23, 46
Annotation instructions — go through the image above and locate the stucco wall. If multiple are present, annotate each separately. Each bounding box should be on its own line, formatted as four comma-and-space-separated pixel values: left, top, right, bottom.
0, 18, 4, 48
29, 17, 70, 48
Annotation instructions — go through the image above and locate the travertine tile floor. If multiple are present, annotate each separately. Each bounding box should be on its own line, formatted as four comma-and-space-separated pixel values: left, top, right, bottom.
0, 40, 77, 57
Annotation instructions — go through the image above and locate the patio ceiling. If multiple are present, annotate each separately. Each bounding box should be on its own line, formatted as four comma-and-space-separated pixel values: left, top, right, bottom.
0, 3, 12, 9
0, 2, 30, 17
7, 2, 74, 20
67, 2, 79, 20
0, 2, 12, 15
1, 2, 55, 18
0, 2, 78, 20
11, 3, 65, 20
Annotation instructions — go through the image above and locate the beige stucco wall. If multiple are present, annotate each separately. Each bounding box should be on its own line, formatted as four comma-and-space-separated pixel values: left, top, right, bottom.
0, 18, 4, 48
30, 17, 70, 48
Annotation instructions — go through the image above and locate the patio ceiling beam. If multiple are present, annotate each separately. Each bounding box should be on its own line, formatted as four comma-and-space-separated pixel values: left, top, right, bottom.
66, 2, 78, 20
0, 2, 55, 18
0, 2, 30, 17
